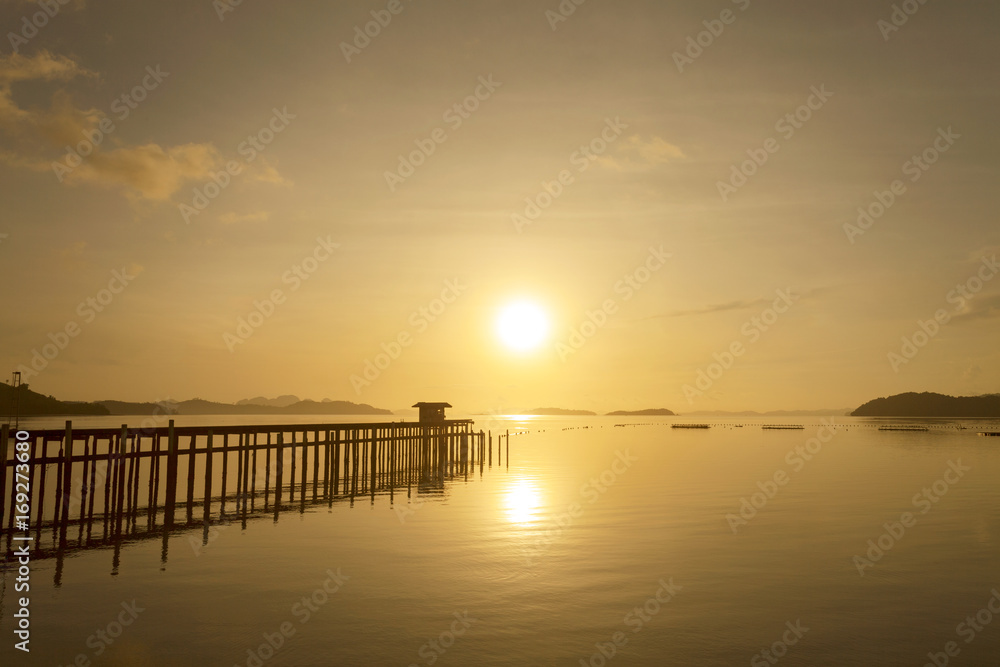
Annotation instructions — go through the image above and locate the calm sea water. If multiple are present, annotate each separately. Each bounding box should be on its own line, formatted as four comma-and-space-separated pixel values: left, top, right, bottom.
2, 414, 999, 666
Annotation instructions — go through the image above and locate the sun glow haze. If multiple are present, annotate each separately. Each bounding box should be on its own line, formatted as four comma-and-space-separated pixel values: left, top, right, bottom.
496, 300, 550, 352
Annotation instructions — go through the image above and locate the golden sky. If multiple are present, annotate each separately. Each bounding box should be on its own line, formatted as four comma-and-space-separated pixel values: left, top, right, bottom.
0, 0, 997, 413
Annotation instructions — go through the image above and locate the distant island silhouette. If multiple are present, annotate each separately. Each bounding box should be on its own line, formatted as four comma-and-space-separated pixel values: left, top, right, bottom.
686, 409, 850, 417
852, 392, 1000, 418
8, 384, 998, 420
0, 384, 392, 417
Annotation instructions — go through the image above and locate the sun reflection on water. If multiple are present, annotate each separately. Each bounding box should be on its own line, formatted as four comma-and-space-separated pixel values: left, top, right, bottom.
503, 478, 544, 525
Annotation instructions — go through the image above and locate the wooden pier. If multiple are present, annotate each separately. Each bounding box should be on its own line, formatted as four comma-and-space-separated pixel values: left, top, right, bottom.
0, 418, 510, 578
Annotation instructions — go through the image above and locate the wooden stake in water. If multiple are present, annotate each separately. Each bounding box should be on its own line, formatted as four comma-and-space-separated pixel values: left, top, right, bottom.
220, 433, 229, 516
203, 431, 214, 525
164, 420, 178, 529
0, 425, 8, 535
186, 434, 197, 521
115, 425, 128, 536
274, 432, 284, 509
60, 421, 73, 526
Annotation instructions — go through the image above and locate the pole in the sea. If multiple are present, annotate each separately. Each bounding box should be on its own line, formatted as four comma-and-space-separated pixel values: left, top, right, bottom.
6, 371, 21, 429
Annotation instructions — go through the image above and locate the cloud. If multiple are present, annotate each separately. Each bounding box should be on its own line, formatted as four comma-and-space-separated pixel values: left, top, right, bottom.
219, 210, 270, 224
249, 159, 292, 186
0, 50, 288, 202
56, 239, 88, 270
0, 50, 90, 86
599, 135, 685, 171
951, 293, 1000, 323
65, 143, 225, 201
0, 51, 96, 137
962, 365, 982, 381
648, 288, 823, 320
58, 240, 87, 257
652, 298, 771, 319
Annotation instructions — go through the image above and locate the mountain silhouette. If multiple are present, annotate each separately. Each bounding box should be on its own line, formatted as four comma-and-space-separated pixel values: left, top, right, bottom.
852, 392, 1000, 417
0, 383, 392, 417
0, 382, 109, 417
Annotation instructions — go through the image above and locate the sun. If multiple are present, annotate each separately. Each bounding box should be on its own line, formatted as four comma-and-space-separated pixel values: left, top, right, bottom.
496, 300, 550, 352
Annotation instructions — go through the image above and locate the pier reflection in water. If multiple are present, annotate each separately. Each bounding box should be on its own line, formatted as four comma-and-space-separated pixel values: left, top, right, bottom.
0, 419, 510, 583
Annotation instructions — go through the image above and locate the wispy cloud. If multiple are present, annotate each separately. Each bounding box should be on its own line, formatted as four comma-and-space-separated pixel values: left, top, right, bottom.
654, 298, 770, 319
0, 50, 91, 85
219, 210, 270, 224
952, 293, 1000, 323
599, 135, 685, 171
65, 143, 225, 201
647, 288, 823, 320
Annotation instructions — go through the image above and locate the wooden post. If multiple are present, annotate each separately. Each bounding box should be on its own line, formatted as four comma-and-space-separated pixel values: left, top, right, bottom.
360, 435, 367, 492
6, 429, 18, 533
313, 430, 320, 500
124, 433, 136, 528
186, 434, 197, 519
129, 435, 141, 530
370, 429, 377, 497
114, 425, 128, 536
333, 430, 340, 498
289, 431, 297, 502
264, 432, 271, 508
241, 432, 251, 513
53, 436, 64, 526
250, 432, 258, 510
323, 431, 331, 499
300, 431, 308, 502
0, 425, 7, 531
203, 431, 213, 525
344, 429, 351, 494
60, 421, 73, 525
106, 434, 119, 521
149, 430, 160, 528
388, 437, 395, 503
351, 431, 359, 497
164, 420, 178, 528
75, 436, 88, 542
234, 433, 243, 508
87, 436, 98, 537
220, 433, 229, 514
32, 439, 43, 538
274, 431, 284, 508
241, 432, 250, 521
102, 437, 113, 539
